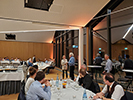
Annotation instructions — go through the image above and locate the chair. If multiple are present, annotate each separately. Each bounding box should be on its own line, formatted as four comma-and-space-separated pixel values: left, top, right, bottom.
125, 91, 133, 100
117, 69, 132, 91
17, 81, 26, 100
93, 81, 100, 93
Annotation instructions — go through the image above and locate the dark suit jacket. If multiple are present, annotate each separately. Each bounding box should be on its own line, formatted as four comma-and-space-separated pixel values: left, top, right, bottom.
124, 58, 133, 76
124, 58, 133, 69
78, 74, 95, 92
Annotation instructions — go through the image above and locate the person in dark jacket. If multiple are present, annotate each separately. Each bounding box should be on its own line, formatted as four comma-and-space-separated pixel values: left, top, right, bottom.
124, 55, 133, 76
78, 68, 95, 93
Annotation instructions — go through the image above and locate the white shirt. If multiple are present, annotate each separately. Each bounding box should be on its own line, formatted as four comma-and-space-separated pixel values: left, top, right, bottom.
25, 77, 35, 94
102, 82, 124, 100
105, 59, 112, 73
61, 59, 68, 70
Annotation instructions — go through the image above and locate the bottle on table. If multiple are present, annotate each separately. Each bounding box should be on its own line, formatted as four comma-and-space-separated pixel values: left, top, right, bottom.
56, 73, 59, 87
82, 89, 87, 100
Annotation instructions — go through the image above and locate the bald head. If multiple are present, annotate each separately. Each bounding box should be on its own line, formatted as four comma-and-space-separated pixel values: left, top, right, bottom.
104, 54, 109, 60
80, 64, 87, 70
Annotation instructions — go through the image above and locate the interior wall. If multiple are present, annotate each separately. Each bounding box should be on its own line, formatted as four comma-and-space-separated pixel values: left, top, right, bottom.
0, 41, 53, 60
93, 36, 107, 59
112, 44, 133, 60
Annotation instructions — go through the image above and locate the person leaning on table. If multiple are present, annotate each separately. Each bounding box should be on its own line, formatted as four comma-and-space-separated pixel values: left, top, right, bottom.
26, 71, 51, 100
78, 68, 96, 93
93, 73, 127, 100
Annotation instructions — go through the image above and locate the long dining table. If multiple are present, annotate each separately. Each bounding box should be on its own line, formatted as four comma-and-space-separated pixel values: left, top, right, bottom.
49, 79, 95, 100
0, 70, 24, 95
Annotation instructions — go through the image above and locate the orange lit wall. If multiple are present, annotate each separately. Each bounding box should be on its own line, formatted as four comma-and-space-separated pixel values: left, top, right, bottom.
0, 41, 53, 60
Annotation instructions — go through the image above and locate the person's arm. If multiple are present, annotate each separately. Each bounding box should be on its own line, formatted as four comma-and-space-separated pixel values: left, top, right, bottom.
78, 77, 83, 85
61, 60, 64, 66
68, 57, 75, 66
36, 86, 51, 100
93, 85, 107, 99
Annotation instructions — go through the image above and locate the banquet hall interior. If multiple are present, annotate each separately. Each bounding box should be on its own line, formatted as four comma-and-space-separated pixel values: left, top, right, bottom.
0, 0, 133, 100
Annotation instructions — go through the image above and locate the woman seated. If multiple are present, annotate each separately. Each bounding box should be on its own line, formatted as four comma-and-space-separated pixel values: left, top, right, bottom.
78, 68, 96, 93
25, 67, 37, 95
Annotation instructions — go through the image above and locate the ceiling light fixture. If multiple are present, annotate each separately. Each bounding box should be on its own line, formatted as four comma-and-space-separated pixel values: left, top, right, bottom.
123, 24, 133, 39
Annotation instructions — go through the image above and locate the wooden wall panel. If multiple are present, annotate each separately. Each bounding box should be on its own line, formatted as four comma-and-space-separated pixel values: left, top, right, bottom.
0, 41, 53, 61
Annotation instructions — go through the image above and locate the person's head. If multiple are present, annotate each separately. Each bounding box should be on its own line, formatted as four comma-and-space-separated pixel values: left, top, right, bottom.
97, 53, 100, 57
104, 54, 109, 60
69, 52, 74, 58
79, 68, 86, 77
29, 67, 36, 77
126, 55, 130, 59
36, 71, 45, 83
80, 64, 87, 70
32, 65, 38, 71
62, 55, 66, 59
103, 73, 115, 86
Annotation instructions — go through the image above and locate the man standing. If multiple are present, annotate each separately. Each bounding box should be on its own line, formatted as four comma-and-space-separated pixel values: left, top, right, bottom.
103, 54, 112, 74
26, 71, 51, 100
68, 52, 75, 80
93, 73, 127, 100
124, 55, 133, 76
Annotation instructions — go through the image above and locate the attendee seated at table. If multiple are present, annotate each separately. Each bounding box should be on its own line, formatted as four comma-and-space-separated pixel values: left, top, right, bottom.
93, 73, 127, 100
4, 56, 9, 61
46, 59, 56, 74
2, 58, 5, 61
61, 55, 68, 79
28, 58, 33, 67
103, 54, 112, 74
32, 55, 36, 63
25, 67, 37, 94
33, 65, 39, 72
78, 68, 95, 93
44, 58, 48, 63
10, 57, 14, 61
26, 71, 51, 100
124, 55, 133, 76
74, 64, 87, 82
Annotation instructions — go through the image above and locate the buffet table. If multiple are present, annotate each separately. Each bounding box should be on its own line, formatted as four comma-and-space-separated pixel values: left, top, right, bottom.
0, 71, 24, 95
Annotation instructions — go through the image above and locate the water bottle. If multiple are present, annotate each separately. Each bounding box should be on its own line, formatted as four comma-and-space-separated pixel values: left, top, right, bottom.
56, 73, 59, 87
82, 89, 87, 100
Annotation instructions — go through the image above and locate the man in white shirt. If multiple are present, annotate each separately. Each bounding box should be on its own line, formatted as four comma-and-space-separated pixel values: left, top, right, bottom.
103, 54, 112, 74
93, 73, 127, 100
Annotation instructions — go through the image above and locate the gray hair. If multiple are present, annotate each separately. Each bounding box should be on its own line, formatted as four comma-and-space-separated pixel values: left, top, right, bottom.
105, 54, 109, 57
81, 64, 87, 70
69, 52, 74, 57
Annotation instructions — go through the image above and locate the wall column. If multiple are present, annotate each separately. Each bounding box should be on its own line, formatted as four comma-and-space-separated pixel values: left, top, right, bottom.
107, 9, 112, 59
78, 27, 84, 70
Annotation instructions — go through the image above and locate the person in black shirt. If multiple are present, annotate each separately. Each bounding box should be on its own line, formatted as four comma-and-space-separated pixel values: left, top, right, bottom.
124, 55, 133, 76
78, 68, 95, 93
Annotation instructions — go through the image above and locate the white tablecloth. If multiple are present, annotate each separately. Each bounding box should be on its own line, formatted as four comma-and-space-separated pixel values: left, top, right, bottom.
33, 62, 50, 70
50, 80, 95, 100
0, 61, 10, 64
0, 71, 24, 82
